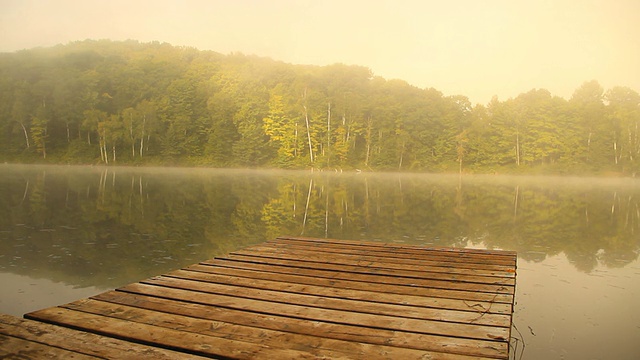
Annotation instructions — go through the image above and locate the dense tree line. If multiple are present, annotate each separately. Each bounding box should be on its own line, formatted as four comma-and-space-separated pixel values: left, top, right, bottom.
1, 40, 639, 174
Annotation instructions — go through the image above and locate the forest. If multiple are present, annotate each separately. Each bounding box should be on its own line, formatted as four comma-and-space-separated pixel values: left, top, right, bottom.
1, 40, 639, 175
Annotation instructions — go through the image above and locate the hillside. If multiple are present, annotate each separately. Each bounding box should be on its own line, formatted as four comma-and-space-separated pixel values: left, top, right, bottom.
1, 40, 638, 174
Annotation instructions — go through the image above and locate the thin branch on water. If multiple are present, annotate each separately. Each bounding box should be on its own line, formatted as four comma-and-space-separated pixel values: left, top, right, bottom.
510, 322, 526, 360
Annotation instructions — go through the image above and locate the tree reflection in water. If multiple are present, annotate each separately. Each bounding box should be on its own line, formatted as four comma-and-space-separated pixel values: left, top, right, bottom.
1, 164, 639, 358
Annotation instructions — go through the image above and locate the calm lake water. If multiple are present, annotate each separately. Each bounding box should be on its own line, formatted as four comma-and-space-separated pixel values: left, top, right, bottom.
1, 164, 639, 359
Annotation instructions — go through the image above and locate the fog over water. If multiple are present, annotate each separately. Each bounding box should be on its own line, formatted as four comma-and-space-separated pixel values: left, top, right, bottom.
1, 164, 639, 359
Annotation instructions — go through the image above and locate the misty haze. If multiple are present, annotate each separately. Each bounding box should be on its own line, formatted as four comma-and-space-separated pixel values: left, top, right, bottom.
1, 1, 639, 359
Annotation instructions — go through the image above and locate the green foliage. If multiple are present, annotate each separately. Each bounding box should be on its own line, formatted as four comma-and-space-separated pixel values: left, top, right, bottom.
0, 41, 638, 174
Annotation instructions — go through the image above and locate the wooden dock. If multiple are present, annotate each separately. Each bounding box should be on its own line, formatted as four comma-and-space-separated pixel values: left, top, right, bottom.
3, 236, 517, 359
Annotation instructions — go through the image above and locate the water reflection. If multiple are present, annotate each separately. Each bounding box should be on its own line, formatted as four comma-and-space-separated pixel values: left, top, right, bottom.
1, 165, 639, 290
515, 254, 640, 359
2, 165, 639, 358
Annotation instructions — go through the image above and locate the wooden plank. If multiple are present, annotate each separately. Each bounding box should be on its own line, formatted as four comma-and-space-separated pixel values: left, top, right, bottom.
210, 255, 515, 299
93, 290, 508, 359
58, 298, 495, 360
271, 238, 517, 267
277, 236, 518, 258
233, 246, 516, 284
166, 268, 511, 326
203, 258, 514, 304
119, 281, 510, 342
267, 240, 517, 276
262, 241, 517, 271
0, 314, 201, 360
182, 264, 512, 314
0, 333, 101, 359
25, 307, 341, 360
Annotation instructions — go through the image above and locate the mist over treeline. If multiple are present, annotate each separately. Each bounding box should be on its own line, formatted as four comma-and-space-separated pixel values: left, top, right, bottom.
1, 40, 638, 175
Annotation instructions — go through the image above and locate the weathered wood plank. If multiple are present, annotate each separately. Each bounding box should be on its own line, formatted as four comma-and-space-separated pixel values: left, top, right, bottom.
182, 264, 512, 314
210, 255, 515, 298
0, 332, 101, 359
166, 268, 512, 326
93, 291, 508, 359
25, 307, 344, 360
233, 246, 516, 284
202, 258, 514, 303
270, 238, 517, 267
0, 333, 100, 360
119, 281, 511, 342
277, 236, 518, 258
267, 240, 517, 276
60, 298, 495, 360
260, 241, 517, 272
0, 314, 201, 360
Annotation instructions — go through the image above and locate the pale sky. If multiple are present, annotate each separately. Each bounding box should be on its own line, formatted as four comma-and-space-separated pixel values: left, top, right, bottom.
0, 0, 638, 105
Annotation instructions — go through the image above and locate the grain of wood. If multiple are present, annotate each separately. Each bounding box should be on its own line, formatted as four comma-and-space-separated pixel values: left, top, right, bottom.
185, 263, 513, 313
93, 290, 508, 358
0, 313, 204, 359
21, 237, 516, 360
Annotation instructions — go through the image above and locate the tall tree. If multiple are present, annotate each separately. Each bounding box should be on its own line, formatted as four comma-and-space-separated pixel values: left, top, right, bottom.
570, 81, 609, 167
263, 92, 296, 167
606, 87, 640, 172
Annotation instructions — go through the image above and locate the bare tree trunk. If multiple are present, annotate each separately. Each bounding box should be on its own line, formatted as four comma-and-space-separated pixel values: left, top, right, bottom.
139, 115, 146, 158
304, 104, 314, 163
19, 122, 30, 149
301, 88, 314, 164
101, 129, 108, 164
99, 140, 106, 164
